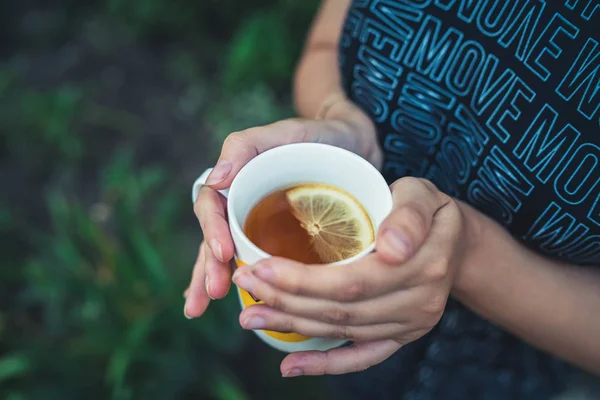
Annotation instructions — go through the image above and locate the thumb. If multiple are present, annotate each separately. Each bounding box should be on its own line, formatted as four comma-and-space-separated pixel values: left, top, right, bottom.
205, 119, 316, 190
376, 178, 447, 264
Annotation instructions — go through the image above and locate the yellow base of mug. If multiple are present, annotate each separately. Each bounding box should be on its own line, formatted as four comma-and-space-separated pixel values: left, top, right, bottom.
235, 259, 310, 343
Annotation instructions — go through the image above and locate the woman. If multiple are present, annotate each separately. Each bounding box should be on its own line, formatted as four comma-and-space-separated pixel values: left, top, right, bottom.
186, 1, 600, 398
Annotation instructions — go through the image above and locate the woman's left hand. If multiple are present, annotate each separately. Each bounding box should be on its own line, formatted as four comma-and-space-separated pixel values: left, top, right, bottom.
232, 177, 472, 377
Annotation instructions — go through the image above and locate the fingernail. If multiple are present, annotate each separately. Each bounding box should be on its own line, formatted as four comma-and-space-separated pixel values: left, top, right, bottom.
233, 272, 254, 293
232, 268, 242, 282
205, 160, 232, 185
243, 315, 266, 330
205, 275, 215, 300
382, 229, 412, 258
253, 263, 274, 283
210, 239, 224, 262
184, 304, 193, 319
283, 368, 303, 378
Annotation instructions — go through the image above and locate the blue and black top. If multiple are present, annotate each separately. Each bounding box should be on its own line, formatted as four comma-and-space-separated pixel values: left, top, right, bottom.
331, 0, 600, 398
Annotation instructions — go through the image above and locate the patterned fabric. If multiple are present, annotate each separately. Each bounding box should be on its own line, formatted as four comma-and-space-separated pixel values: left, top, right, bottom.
329, 1, 600, 398
328, 300, 571, 399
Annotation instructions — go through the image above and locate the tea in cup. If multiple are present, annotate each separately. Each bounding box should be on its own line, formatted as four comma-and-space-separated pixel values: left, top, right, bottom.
192, 143, 393, 353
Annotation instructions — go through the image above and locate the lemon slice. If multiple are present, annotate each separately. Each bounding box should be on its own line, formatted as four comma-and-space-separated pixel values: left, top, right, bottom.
285, 184, 374, 263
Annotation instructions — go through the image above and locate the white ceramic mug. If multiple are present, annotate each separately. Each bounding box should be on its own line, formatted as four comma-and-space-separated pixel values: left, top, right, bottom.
192, 143, 393, 353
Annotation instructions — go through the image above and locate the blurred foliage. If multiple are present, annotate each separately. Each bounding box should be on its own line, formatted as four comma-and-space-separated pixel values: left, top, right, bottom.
1, 0, 331, 398
224, 11, 294, 91
5, 151, 246, 399
222, 0, 320, 91
104, 0, 319, 93
208, 84, 293, 143
2, 81, 84, 165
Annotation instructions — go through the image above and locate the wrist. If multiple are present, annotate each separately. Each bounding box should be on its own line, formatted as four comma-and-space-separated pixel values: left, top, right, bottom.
451, 201, 532, 300
451, 201, 501, 297
316, 94, 382, 168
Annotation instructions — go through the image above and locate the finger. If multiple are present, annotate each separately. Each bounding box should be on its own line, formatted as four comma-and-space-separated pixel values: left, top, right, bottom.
234, 267, 421, 325
239, 255, 412, 302
239, 304, 404, 342
204, 236, 232, 299
205, 119, 361, 190
376, 177, 448, 264
184, 242, 210, 318
402, 198, 463, 286
204, 120, 310, 189
280, 340, 401, 377
193, 186, 234, 263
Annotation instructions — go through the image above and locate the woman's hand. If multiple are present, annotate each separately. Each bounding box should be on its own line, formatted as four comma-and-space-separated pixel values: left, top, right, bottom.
231, 177, 472, 377
185, 99, 382, 318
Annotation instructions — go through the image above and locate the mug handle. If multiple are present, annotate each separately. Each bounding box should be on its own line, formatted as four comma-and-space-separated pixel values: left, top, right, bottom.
191, 168, 230, 203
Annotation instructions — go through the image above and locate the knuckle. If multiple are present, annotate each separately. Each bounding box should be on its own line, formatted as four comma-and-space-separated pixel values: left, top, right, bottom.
281, 317, 297, 333
422, 292, 447, 319
416, 178, 440, 193
332, 325, 355, 341
392, 177, 443, 204
338, 279, 366, 301
391, 176, 419, 192
287, 265, 310, 296
223, 131, 246, 147
444, 197, 463, 224
262, 313, 294, 334
437, 189, 453, 205
393, 176, 437, 193
424, 256, 449, 281
264, 291, 285, 311
323, 304, 353, 324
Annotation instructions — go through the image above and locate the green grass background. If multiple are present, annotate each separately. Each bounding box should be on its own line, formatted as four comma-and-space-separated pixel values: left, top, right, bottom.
0, 0, 334, 398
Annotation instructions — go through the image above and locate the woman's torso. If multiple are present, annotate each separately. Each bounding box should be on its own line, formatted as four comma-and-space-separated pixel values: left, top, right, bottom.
339, 0, 600, 266
331, 1, 599, 398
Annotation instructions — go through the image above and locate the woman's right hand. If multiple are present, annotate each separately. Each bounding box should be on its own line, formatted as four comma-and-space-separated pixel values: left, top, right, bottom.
184, 98, 382, 319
